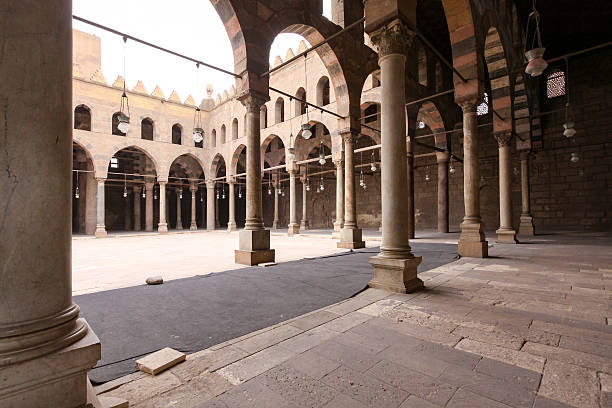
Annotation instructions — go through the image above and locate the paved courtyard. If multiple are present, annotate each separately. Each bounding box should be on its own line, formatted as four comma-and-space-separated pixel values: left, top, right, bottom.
95, 232, 612, 408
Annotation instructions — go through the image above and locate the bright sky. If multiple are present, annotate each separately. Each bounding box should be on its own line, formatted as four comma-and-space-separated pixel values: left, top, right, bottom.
72, 0, 331, 103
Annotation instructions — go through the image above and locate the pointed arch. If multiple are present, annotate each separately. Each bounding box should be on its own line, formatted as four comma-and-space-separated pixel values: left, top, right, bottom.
484, 26, 512, 132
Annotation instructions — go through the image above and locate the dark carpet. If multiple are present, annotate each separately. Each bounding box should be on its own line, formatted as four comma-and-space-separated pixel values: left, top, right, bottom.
76, 243, 457, 383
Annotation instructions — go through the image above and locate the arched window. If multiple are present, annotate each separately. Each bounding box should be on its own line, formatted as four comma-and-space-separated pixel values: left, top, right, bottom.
112, 112, 126, 136
232, 118, 238, 140
364, 104, 378, 124
477, 93, 489, 116
220, 124, 226, 144
260, 106, 267, 129
295, 88, 307, 116
74, 105, 91, 131
172, 124, 182, 145
275, 98, 284, 124
141, 118, 154, 140
195, 139, 203, 148
211, 129, 217, 148
418, 46, 427, 86
546, 69, 566, 98
316, 77, 330, 106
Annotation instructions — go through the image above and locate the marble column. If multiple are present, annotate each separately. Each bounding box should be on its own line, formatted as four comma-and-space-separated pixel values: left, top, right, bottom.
519, 151, 535, 235
124, 188, 131, 231
85, 166, 97, 235
133, 185, 142, 231
332, 160, 344, 238
458, 102, 488, 257
158, 181, 168, 233
436, 151, 449, 233
206, 180, 215, 231
272, 178, 280, 230
176, 187, 183, 230
228, 179, 237, 231
406, 137, 415, 239
300, 175, 310, 230
338, 131, 365, 249
235, 93, 275, 264
95, 178, 107, 237
0, 2, 100, 404
215, 188, 220, 228
145, 181, 154, 232
77, 169, 87, 233
190, 182, 198, 231
495, 131, 518, 243
368, 20, 422, 293
288, 170, 300, 235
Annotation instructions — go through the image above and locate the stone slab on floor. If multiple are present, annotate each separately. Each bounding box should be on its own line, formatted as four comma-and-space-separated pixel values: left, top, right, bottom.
136, 347, 186, 375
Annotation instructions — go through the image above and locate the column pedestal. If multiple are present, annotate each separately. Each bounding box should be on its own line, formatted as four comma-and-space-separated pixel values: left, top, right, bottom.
94, 178, 107, 238
235, 229, 276, 265
369, 256, 423, 293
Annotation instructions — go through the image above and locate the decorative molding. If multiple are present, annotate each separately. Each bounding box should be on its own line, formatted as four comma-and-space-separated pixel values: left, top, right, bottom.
495, 131, 513, 147
370, 20, 414, 58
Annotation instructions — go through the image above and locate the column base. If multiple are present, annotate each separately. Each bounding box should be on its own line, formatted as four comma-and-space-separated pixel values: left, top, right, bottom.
496, 228, 518, 244
300, 220, 310, 230
519, 215, 535, 236
94, 226, 107, 238
272, 220, 279, 230
338, 228, 365, 249
0, 319, 100, 408
288, 223, 300, 236
235, 249, 276, 266
190, 224, 198, 231
158, 223, 168, 234
227, 222, 237, 232
368, 255, 424, 293
176, 225, 183, 231
458, 222, 488, 258
332, 221, 343, 239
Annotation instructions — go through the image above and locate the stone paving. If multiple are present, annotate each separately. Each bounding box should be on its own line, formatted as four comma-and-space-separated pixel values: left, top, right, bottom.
97, 232, 612, 407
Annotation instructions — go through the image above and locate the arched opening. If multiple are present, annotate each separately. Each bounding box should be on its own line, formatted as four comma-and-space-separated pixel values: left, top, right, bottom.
172, 124, 182, 145
316, 76, 330, 106
72, 142, 95, 234
220, 124, 226, 144
354, 133, 380, 229
211, 129, 217, 148
260, 106, 267, 129
362, 103, 379, 125
141, 118, 154, 140
295, 87, 307, 116
232, 118, 238, 140
74, 105, 91, 131
106, 146, 157, 232
261, 135, 286, 227
168, 154, 205, 230
275, 97, 285, 124
112, 112, 126, 136
211, 154, 229, 229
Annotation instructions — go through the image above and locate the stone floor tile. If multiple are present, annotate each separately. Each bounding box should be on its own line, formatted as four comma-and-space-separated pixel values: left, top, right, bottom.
461, 375, 536, 408
523, 328, 561, 347
321, 311, 372, 333
456, 338, 545, 373
105, 370, 182, 406
198, 377, 299, 408
414, 340, 482, 369
207, 345, 251, 372
278, 326, 339, 354
532, 395, 575, 408
333, 330, 393, 354
522, 341, 612, 374
320, 365, 409, 408
322, 393, 369, 408
259, 364, 338, 408
381, 304, 458, 333
452, 325, 525, 350
288, 310, 340, 331
372, 317, 463, 347
348, 319, 425, 348
399, 395, 442, 408
324, 297, 376, 316
530, 320, 612, 346
367, 360, 457, 406
599, 372, 612, 408
446, 389, 512, 408
233, 324, 303, 354
357, 288, 401, 301
311, 339, 382, 372
539, 360, 599, 408
475, 357, 542, 391
216, 344, 296, 385
359, 299, 404, 317
559, 334, 612, 359
283, 349, 341, 379
378, 345, 450, 378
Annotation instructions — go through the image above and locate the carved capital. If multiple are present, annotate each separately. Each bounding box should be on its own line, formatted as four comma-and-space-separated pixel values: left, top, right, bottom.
239, 92, 268, 114
459, 101, 478, 113
205, 180, 216, 189
495, 131, 513, 148
370, 20, 414, 58
519, 151, 530, 161
333, 159, 343, 169
339, 129, 358, 145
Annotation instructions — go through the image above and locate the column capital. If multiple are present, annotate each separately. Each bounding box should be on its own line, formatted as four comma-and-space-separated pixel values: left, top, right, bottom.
333, 159, 343, 169
205, 180, 216, 189
519, 150, 531, 160
370, 19, 414, 58
435, 151, 450, 163
238, 91, 269, 114
494, 131, 513, 147
299, 173, 307, 183
459, 101, 478, 113
157, 180, 167, 186
339, 129, 359, 143
133, 185, 142, 192
189, 182, 198, 192
95, 177, 106, 183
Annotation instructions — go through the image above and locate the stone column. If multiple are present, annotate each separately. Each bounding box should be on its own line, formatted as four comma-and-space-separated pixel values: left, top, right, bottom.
368, 20, 422, 292
338, 131, 365, 248
332, 160, 344, 238
206, 180, 215, 231
519, 151, 535, 235
458, 102, 488, 257
272, 178, 280, 230
288, 170, 300, 235
95, 178, 107, 237
300, 175, 310, 230
228, 179, 237, 231
215, 188, 220, 228
436, 151, 449, 233
0, 2, 100, 404
133, 185, 142, 231
158, 181, 168, 233
407, 138, 415, 239
495, 131, 517, 243
85, 167, 97, 235
124, 189, 131, 231
235, 93, 275, 264
145, 181, 154, 232
77, 169, 87, 233
176, 187, 183, 230
190, 182, 198, 231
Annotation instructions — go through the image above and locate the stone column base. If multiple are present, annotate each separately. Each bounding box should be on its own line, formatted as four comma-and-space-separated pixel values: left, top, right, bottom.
158, 223, 168, 234
338, 228, 365, 249
94, 226, 107, 238
190, 224, 198, 231
300, 220, 310, 230
332, 221, 343, 239
227, 222, 237, 232
288, 223, 300, 236
272, 220, 279, 230
368, 255, 424, 293
235, 249, 276, 266
0, 319, 100, 408
458, 222, 488, 258
496, 228, 518, 244
519, 215, 535, 235
176, 225, 183, 231
236, 229, 275, 265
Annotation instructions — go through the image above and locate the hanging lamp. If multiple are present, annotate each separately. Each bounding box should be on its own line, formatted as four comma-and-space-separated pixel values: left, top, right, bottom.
192, 63, 205, 143
562, 58, 576, 138
318, 140, 326, 165
238, 183, 243, 199
117, 37, 131, 133
153, 185, 158, 200
141, 184, 146, 198
74, 170, 80, 199
305, 162, 311, 192
449, 157, 455, 174
200, 185, 204, 202
300, 52, 313, 139
425, 166, 431, 182
370, 151, 377, 172
123, 173, 128, 198
523, 1, 548, 77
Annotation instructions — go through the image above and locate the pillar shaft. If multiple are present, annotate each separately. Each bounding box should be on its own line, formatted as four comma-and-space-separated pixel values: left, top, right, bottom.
158, 182, 168, 233
176, 187, 183, 230
288, 172, 299, 235
145, 182, 154, 232
519, 151, 535, 235
407, 139, 415, 239
206, 182, 215, 231
273, 180, 280, 229
95, 179, 107, 237
228, 181, 237, 231
338, 131, 365, 249
133, 186, 142, 231
333, 160, 344, 233
301, 177, 309, 230
85, 167, 97, 235
190, 183, 197, 231
495, 132, 517, 243
124, 190, 131, 231
436, 152, 449, 233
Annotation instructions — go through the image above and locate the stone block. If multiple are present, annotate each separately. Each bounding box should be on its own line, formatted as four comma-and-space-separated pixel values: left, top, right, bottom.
146, 276, 163, 285
283, 350, 341, 380
523, 341, 612, 373
539, 360, 599, 408
446, 389, 510, 408
496, 228, 518, 244
369, 255, 424, 293
234, 249, 275, 266
259, 365, 337, 407
288, 310, 339, 331
216, 345, 296, 385
278, 326, 339, 354
312, 339, 381, 373
456, 338, 545, 372
458, 240, 488, 258
287, 224, 300, 236
136, 347, 186, 375
98, 396, 129, 408
337, 228, 365, 249
238, 229, 270, 251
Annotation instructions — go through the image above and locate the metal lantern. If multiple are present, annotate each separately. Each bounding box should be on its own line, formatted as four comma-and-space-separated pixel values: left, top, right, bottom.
192, 107, 204, 143
524, 5, 548, 77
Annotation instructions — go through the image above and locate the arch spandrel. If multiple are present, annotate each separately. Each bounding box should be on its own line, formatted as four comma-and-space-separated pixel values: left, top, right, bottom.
97, 141, 161, 180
